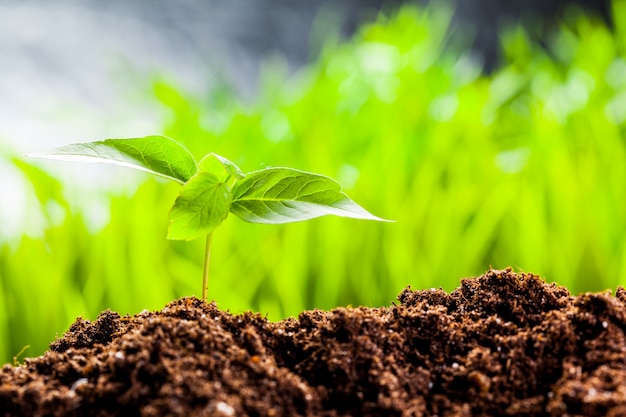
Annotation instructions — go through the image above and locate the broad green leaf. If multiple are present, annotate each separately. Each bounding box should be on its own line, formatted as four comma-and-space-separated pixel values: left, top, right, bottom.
167, 172, 232, 241
197, 153, 244, 182
230, 168, 390, 224
28, 136, 197, 184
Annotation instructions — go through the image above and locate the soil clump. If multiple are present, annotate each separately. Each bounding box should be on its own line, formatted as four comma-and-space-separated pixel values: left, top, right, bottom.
2, 268, 626, 416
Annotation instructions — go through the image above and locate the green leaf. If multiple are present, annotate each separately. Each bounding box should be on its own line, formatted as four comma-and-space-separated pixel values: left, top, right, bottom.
167, 172, 232, 240
197, 153, 244, 182
28, 135, 197, 184
230, 168, 390, 224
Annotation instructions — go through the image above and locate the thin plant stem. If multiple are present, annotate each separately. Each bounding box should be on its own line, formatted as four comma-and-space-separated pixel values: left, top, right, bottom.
202, 231, 214, 301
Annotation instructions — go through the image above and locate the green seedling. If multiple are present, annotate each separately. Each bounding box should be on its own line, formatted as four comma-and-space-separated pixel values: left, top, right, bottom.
29, 135, 390, 300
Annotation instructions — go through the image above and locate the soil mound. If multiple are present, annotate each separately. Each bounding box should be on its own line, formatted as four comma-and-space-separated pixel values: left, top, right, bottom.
2, 268, 626, 416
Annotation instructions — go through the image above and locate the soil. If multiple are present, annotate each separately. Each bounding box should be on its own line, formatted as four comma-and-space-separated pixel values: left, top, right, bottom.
2, 268, 626, 416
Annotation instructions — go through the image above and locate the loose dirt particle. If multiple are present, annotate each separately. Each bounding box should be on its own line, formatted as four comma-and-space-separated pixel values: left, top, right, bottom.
2, 268, 626, 416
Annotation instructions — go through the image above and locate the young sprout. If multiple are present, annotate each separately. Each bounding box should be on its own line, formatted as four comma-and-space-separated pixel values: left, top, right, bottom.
29, 135, 391, 300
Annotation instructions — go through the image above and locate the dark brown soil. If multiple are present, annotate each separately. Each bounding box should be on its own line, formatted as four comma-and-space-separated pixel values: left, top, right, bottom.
3, 268, 626, 416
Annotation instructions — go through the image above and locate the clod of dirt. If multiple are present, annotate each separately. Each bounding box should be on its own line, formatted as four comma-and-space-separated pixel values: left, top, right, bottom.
2, 268, 626, 416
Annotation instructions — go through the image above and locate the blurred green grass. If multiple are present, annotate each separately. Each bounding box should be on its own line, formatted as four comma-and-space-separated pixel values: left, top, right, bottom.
2, 2, 626, 364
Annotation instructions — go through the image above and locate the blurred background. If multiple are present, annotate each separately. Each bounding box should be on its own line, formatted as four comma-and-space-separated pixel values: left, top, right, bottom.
1, 0, 625, 364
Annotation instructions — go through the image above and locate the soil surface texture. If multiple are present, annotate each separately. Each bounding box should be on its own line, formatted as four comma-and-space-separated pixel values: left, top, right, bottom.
3, 268, 626, 416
